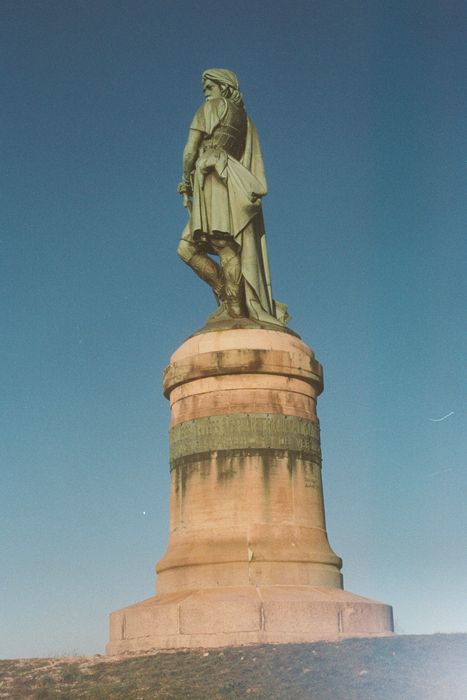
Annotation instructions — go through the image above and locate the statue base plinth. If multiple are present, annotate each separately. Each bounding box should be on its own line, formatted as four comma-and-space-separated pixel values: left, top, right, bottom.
107, 327, 393, 654
107, 586, 393, 653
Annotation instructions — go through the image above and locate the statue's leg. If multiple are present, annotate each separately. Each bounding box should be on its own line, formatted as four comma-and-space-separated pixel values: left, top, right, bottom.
214, 242, 244, 318
177, 238, 225, 303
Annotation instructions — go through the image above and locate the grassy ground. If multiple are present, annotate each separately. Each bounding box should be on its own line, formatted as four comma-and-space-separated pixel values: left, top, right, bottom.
0, 634, 466, 699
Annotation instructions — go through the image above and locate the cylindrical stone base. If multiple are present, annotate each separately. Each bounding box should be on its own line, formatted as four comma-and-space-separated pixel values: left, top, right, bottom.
107, 328, 393, 653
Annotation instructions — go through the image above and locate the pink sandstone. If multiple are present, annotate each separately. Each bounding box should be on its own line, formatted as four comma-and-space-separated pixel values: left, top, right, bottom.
107, 328, 393, 653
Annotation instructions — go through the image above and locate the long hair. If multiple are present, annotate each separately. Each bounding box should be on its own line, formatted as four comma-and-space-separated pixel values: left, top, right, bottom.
217, 82, 244, 108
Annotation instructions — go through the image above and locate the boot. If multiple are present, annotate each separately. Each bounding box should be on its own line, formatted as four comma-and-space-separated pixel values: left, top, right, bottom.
221, 251, 245, 318
187, 253, 225, 301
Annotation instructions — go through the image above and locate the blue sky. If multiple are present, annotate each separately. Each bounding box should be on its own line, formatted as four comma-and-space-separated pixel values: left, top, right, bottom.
1, 0, 466, 657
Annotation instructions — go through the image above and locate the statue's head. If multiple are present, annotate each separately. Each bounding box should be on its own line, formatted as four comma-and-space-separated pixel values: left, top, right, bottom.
202, 68, 244, 106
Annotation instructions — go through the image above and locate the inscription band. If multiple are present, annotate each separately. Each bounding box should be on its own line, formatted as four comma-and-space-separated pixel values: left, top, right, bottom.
170, 413, 321, 463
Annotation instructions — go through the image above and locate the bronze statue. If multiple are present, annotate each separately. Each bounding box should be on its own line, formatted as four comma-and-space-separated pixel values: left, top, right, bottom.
178, 68, 287, 326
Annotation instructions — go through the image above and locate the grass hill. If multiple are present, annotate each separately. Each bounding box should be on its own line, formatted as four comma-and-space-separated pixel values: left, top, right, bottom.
1, 634, 466, 699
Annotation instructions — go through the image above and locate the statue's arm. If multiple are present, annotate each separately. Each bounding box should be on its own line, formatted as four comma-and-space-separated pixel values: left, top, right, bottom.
179, 129, 203, 194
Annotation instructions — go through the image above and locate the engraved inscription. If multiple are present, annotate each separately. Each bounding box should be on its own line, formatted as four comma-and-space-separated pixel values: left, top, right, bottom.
170, 413, 321, 464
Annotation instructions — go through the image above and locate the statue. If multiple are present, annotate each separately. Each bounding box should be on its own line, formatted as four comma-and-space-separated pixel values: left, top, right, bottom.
177, 68, 288, 326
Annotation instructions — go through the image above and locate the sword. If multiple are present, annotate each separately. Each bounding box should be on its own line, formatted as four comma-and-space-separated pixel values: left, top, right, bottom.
182, 192, 192, 211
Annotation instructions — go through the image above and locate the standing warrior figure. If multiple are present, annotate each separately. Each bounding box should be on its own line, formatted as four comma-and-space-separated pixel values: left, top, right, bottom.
177, 68, 288, 325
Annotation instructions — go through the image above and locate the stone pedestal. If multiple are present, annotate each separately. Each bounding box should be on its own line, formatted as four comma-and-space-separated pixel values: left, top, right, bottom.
107, 328, 393, 653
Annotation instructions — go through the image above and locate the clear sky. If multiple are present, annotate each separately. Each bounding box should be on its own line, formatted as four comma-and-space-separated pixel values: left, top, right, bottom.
1, 0, 466, 658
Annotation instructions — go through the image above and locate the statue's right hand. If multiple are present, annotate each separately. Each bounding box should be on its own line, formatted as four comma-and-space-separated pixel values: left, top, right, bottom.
177, 182, 192, 211
177, 181, 192, 197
